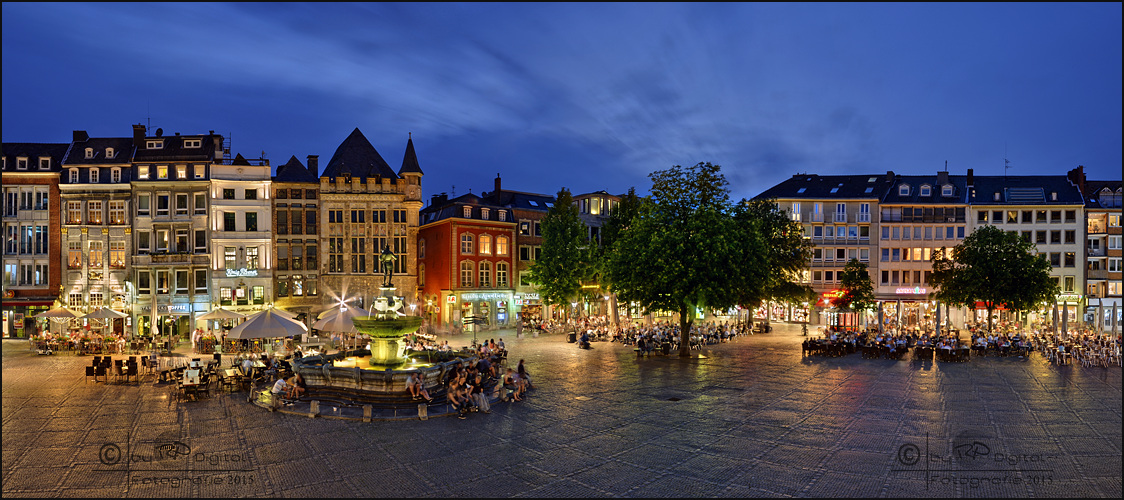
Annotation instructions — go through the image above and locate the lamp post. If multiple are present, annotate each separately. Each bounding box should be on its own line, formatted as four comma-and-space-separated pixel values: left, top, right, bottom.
802, 301, 809, 336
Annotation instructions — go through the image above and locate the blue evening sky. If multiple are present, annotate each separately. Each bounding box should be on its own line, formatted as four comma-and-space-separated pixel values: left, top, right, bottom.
3, 3, 1120, 202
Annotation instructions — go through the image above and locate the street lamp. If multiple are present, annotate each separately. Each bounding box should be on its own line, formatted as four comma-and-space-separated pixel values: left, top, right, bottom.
801, 301, 809, 336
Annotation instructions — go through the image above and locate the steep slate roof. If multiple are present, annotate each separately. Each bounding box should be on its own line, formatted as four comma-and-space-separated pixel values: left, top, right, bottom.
1, 143, 69, 171
133, 133, 219, 162
62, 137, 135, 165
398, 134, 423, 176
274, 155, 318, 183
881, 174, 969, 205
482, 189, 556, 210
420, 192, 515, 226
968, 175, 1085, 205
1082, 180, 1123, 209
321, 128, 398, 182
752, 173, 894, 200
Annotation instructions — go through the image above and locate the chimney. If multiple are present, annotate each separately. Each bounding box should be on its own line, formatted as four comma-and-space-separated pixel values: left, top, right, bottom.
495, 173, 502, 195
72, 130, 89, 143
885, 170, 895, 182
307, 155, 319, 177
1067, 166, 1085, 192
937, 170, 948, 186
966, 168, 974, 188
132, 124, 146, 148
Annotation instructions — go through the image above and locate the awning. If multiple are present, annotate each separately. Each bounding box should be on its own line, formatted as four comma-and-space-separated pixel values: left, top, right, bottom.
974, 302, 1008, 310
3, 300, 57, 307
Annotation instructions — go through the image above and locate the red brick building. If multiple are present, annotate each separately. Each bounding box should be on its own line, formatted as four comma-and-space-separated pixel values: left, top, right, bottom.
418, 192, 516, 330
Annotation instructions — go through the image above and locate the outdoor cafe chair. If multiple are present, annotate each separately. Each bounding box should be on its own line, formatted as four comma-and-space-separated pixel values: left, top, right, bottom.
85, 366, 96, 384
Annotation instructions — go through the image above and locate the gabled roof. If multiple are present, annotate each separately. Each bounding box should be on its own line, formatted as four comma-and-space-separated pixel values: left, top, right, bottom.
968, 175, 1085, 205
230, 153, 251, 166
321, 128, 398, 182
62, 137, 135, 165
2, 142, 69, 172
752, 174, 893, 200
274, 155, 319, 183
398, 134, 423, 176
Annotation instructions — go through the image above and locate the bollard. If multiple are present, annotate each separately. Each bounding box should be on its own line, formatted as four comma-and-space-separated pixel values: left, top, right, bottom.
418, 403, 428, 420
308, 400, 320, 418
363, 405, 372, 423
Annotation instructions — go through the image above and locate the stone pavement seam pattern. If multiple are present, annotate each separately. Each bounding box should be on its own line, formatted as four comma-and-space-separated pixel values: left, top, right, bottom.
3, 327, 1120, 498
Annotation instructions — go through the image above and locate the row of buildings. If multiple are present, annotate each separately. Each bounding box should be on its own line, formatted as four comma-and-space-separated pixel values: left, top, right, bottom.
2, 125, 619, 339
3, 124, 1121, 339
754, 167, 1122, 332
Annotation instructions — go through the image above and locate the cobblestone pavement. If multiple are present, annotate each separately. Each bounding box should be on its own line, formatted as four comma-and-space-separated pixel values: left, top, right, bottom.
3, 324, 1120, 498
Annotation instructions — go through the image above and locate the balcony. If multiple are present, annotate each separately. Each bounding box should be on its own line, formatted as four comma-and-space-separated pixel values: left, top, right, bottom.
857, 213, 871, 223
132, 253, 210, 266
810, 213, 824, 223
833, 213, 847, 223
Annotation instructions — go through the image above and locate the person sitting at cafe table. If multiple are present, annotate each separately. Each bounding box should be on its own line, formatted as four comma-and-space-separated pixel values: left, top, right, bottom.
287, 373, 307, 400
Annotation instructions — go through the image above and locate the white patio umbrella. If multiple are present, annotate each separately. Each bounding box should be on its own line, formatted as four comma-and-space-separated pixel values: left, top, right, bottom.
81, 307, 128, 337
1112, 303, 1118, 334
1061, 304, 1068, 338
314, 305, 364, 350
195, 307, 247, 321
33, 306, 80, 337
226, 309, 308, 340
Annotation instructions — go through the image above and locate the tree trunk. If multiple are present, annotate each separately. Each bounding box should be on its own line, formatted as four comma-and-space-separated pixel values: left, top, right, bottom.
987, 305, 994, 333
679, 302, 692, 357
610, 293, 620, 330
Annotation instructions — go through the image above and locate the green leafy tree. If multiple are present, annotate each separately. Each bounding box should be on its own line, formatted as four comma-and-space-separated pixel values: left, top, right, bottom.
606, 162, 770, 357
929, 225, 1058, 332
528, 188, 588, 313
832, 259, 877, 327
596, 187, 643, 327
738, 198, 814, 326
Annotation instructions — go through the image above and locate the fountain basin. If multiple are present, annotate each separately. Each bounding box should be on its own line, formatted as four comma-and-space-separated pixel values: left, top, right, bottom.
294, 349, 472, 396
352, 316, 423, 339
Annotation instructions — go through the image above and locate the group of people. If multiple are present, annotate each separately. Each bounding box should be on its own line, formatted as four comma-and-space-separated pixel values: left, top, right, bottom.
270, 372, 307, 405
443, 356, 533, 419
612, 321, 749, 354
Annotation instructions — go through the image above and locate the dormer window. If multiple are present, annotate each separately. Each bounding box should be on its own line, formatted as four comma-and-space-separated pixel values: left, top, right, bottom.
138, 165, 149, 179
919, 185, 931, 196
146, 140, 163, 149
69, 169, 79, 183
39, 157, 51, 170
105, 147, 114, 158
942, 184, 954, 196
16, 157, 28, 170
183, 139, 201, 148
498, 211, 506, 222
1051, 192, 1057, 201
994, 192, 1001, 201
481, 208, 490, 219
898, 184, 910, 196
463, 206, 472, 218
85, 148, 94, 159
89, 167, 99, 183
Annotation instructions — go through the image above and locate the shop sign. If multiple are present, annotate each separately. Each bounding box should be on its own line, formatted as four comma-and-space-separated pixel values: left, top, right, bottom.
518, 293, 540, 300
225, 268, 259, 277
514, 298, 523, 306
895, 287, 927, 295
447, 296, 457, 304
821, 290, 845, 299
1056, 294, 1083, 302
460, 292, 508, 301
156, 304, 192, 314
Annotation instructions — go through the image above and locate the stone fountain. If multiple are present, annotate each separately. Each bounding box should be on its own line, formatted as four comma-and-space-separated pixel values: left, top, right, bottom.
290, 246, 463, 403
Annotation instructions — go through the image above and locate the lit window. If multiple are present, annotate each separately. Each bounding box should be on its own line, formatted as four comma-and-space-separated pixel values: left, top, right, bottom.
138, 166, 149, 179
479, 235, 492, 255
177, 165, 187, 179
